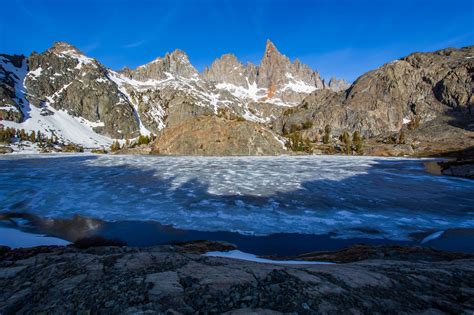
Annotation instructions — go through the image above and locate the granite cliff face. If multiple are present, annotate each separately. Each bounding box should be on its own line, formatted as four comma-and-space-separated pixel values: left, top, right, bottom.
274, 46, 474, 143
0, 54, 25, 123
123, 49, 200, 81
25, 42, 139, 139
203, 40, 327, 106
152, 116, 286, 156
326, 77, 350, 92
114, 39, 332, 139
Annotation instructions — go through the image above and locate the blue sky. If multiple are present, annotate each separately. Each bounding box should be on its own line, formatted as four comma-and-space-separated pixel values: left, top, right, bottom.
1, 0, 473, 81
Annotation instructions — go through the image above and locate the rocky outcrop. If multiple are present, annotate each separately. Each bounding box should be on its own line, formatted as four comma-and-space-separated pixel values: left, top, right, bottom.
203, 53, 256, 87
203, 40, 326, 105
0, 54, 25, 123
257, 40, 324, 103
274, 46, 474, 140
438, 159, 474, 179
0, 146, 13, 154
326, 77, 350, 92
25, 42, 139, 138
0, 243, 473, 314
280, 243, 473, 263
152, 115, 286, 155
124, 49, 200, 81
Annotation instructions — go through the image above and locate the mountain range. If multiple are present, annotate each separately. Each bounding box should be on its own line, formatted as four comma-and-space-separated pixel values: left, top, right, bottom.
0, 41, 472, 156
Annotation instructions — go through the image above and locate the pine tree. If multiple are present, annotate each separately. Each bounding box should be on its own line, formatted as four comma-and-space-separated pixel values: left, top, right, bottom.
302, 121, 313, 129
339, 131, 351, 154
30, 131, 36, 143
37, 131, 43, 143
352, 131, 363, 154
0, 127, 12, 143
20, 129, 27, 141
323, 125, 331, 144
110, 140, 121, 152
137, 135, 151, 145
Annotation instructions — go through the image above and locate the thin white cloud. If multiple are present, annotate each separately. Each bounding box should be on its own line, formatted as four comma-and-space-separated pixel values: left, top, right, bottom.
124, 40, 146, 48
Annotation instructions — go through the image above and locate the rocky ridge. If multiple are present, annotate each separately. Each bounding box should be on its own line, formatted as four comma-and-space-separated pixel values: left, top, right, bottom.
275, 46, 474, 137
272, 46, 474, 157
0, 40, 344, 146
203, 40, 331, 106
0, 42, 472, 157
25, 42, 139, 138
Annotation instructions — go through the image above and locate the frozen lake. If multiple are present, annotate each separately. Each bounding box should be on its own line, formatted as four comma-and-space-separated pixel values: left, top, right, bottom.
1, 154, 473, 249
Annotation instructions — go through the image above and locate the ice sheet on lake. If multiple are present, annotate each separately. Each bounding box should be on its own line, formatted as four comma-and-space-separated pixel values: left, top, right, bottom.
0, 154, 473, 241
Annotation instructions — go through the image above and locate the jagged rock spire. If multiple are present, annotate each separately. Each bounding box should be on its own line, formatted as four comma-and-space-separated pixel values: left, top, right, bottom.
131, 48, 199, 81
203, 53, 252, 87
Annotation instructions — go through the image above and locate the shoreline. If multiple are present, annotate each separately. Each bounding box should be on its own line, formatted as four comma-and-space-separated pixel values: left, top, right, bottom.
2, 216, 474, 255
0, 148, 456, 158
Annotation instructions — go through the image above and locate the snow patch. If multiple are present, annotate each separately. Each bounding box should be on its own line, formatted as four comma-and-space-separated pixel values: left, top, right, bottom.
283, 80, 317, 94
216, 80, 266, 103
204, 250, 334, 265
107, 71, 153, 135
421, 231, 445, 244
0, 226, 70, 248
56, 49, 96, 69
27, 67, 43, 79
0, 105, 19, 112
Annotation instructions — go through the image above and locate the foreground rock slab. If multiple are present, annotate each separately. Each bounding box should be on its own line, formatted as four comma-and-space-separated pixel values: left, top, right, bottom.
0, 244, 473, 314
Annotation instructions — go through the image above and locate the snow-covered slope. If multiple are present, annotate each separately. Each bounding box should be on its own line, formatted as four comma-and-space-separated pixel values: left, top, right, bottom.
0, 55, 113, 149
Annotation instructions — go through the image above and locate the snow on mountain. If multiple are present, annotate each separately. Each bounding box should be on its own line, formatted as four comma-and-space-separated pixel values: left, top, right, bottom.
1, 40, 349, 150
1, 56, 113, 148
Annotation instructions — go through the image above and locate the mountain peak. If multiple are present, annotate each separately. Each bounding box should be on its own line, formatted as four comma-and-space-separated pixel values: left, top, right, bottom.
132, 48, 198, 80
327, 77, 350, 92
49, 41, 82, 54
219, 53, 239, 63
168, 49, 189, 60
202, 52, 249, 86
264, 39, 280, 57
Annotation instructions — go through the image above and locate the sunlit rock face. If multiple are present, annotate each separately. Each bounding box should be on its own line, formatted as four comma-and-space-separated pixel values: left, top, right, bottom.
151, 116, 286, 156
25, 42, 139, 139
274, 46, 474, 138
203, 40, 327, 106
